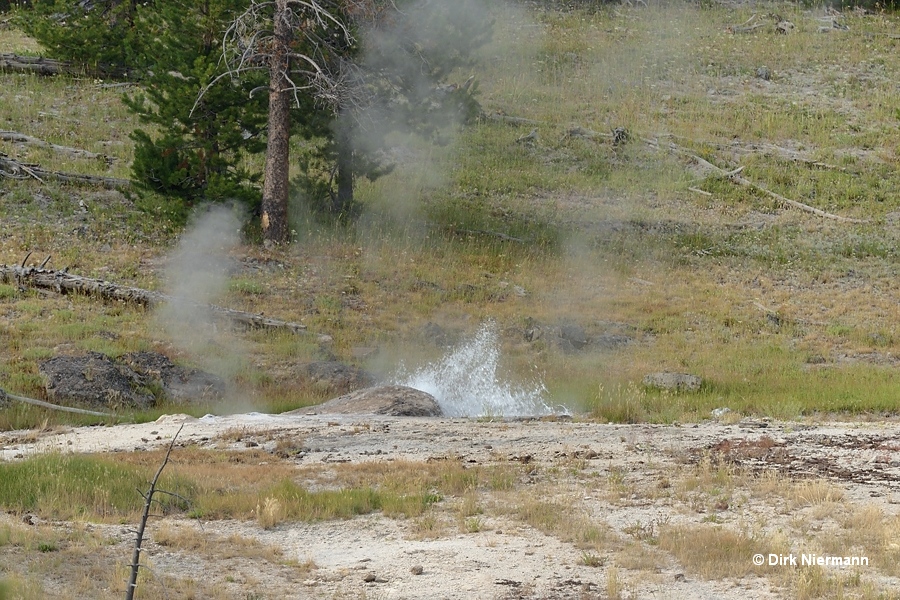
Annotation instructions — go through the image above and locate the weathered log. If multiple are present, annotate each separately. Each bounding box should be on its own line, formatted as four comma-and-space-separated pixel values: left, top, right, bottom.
0, 53, 75, 76
564, 126, 612, 142
0, 52, 132, 78
0, 130, 112, 162
452, 228, 525, 243
1, 388, 116, 418
722, 140, 848, 173
0, 265, 308, 334
726, 14, 764, 34
684, 152, 868, 224
729, 24, 765, 34
642, 137, 868, 223
482, 112, 543, 127
0, 153, 130, 189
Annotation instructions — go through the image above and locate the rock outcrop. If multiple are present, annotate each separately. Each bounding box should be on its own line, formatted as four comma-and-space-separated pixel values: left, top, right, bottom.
300, 385, 443, 417
39, 351, 225, 409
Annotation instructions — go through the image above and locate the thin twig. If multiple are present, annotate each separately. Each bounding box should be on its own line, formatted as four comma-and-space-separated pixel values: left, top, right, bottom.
125, 424, 184, 600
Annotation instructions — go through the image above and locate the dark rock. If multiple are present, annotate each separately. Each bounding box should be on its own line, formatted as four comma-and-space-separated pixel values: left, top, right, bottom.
756, 66, 771, 81
300, 385, 443, 417
40, 352, 154, 409
298, 361, 376, 395
558, 324, 589, 350
120, 351, 226, 403
0, 387, 8, 409
592, 334, 632, 351
642, 372, 703, 393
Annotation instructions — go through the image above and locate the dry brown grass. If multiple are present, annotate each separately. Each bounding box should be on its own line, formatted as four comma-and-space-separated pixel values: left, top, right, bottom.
658, 523, 785, 580
508, 495, 617, 553
154, 521, 306, 566
791, 479, 846, 507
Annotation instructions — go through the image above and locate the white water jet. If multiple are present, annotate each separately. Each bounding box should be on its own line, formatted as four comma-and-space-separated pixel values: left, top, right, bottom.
395, 323, 561, 417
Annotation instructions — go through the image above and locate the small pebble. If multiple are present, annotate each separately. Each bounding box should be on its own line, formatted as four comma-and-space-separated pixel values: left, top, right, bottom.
410, 565, 424, 575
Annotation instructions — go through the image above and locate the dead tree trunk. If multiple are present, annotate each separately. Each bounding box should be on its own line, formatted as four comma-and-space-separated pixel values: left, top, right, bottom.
333, 116, 355, 218
125, 424, 184, 600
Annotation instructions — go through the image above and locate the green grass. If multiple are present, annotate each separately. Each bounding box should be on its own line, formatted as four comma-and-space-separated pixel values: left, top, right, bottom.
0, 453, 192, 519
0, 450, 449, 524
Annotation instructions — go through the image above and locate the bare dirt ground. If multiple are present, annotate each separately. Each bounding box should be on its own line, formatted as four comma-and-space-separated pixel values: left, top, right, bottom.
4, 413, 900, 599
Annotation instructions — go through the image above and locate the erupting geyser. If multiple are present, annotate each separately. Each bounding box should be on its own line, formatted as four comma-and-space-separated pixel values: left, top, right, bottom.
395, 323, 561, 417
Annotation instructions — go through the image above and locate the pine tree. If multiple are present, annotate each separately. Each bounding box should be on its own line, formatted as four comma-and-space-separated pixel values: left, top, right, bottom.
19, 0, 153, 76
299, 0, 492, 218
124, 0, 269, 206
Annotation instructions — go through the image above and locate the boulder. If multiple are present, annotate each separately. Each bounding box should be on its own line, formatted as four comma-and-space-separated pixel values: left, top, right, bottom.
301, 385, 443, 417
298, 361, 376, 395
558, 323, 590, 352
40, 352, 154, 409
39, 351, 226, 409
642, 372, 703, 393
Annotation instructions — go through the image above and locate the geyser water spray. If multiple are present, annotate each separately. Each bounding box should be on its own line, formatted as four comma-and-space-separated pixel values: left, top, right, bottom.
396, 322, 561, 417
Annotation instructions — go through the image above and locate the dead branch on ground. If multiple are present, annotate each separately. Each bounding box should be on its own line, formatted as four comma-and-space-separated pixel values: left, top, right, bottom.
0, 264, 308, 334
642, 136, 868, 223
452, 228, 525, 243
0, 387, 116, 418
482, 112, 543, 127
727, 14, 765, 34
685, 151, 867, 223
0, 153, 130, 189
721, 140, 849, 173
0, 130, 112, 163
564, 126, 613, 142
515, 128, 539, 145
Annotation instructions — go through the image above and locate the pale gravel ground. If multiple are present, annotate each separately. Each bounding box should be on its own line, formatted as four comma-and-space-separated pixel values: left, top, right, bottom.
3, 414, 900, 599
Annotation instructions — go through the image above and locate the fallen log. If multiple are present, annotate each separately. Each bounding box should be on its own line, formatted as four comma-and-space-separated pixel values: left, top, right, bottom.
0, 52, 132, 78
0, 153, 130, 189
642, 136, 868, 223
482, 112, 543, 127
0, 387, 117, 418
727, 14, 765, 34
0, 265, 308, 334
0, 130, 112, 163
684, 151, 868, 224
0, 53, 76, 76
564, 126, 612, 141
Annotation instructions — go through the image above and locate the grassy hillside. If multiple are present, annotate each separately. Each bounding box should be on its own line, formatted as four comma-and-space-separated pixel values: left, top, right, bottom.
2, 3, 900, 427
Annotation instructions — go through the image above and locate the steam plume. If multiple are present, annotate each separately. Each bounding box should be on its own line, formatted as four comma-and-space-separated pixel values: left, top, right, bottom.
156, 204, 243, 355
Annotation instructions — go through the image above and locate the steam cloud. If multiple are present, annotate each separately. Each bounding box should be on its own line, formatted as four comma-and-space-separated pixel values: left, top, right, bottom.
156, 204, 243, 354
337, 0, 494, 228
